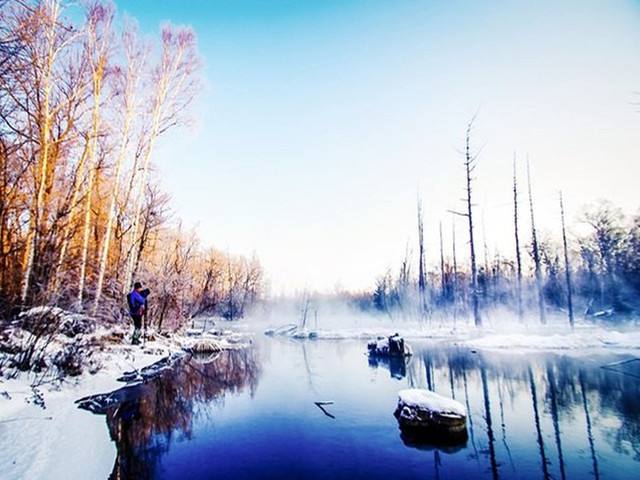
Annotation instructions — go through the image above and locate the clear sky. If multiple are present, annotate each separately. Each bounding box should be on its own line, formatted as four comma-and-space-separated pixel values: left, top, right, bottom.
113, 0, 640, 294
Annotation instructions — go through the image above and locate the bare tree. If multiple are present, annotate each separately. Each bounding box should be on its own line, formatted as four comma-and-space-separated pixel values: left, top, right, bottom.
513, 154, 523, 320
77, 2, 113, 309
559, 191, 574, 327
20, 0, 78, 302
451, 217, 458, 324
92, 22, 145, 315
451, 117, 481, 326
123, 24, 199, 290
527, 159, 546, 324
417, 195, 427, 317
439, 221, 445, 300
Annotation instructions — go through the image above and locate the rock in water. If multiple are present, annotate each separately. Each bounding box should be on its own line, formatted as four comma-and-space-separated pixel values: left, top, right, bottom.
394, 388, 467, 441
368, 333, 412, 357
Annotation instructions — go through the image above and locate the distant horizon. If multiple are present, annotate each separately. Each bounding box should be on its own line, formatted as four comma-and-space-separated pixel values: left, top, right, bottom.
113, 0, 640, 294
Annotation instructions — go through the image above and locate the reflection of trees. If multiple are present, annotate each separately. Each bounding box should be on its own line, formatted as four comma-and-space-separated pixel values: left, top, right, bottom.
403, 347, 640, 477
368, 355, 408, 379
101, 349, 260, 479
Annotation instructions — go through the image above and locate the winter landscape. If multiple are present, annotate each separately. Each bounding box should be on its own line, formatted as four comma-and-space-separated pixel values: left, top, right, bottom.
1, 1, 640, 479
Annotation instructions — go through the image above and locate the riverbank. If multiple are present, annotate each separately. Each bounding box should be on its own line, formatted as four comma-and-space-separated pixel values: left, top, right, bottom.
0, 339, 170, 479
0, 317, 250, 480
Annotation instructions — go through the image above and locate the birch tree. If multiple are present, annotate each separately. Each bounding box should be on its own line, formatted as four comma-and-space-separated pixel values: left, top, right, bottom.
20, 0, 66, 302
123, 25, 199, 291
92, 23, 145, 315
76, 2, 113, 309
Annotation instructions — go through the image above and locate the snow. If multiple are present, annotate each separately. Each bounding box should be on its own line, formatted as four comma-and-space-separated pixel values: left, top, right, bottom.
0, 324, 250, 480
368, 334, 413, 357
0, 344, 169, 480
464, 328, 640, 350
398, 389, 467, 418
262, 321, 640, 351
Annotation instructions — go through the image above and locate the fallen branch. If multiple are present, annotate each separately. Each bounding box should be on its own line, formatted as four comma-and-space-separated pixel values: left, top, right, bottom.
314, 401, 335, 419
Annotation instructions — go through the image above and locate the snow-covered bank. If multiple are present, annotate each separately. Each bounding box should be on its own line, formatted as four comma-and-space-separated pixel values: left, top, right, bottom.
262, 321, 640, 351
0, 320, 252, 480
0, 343, 170, 480
463, 328, 640, 351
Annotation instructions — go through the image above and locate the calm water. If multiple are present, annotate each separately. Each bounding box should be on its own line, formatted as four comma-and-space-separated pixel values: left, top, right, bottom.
83, 338, 640, 479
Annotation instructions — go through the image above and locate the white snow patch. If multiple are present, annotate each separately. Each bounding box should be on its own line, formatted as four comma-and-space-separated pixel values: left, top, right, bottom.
465, 329, 640, 351
398, 388, 467, 418
0, 345, 168, 480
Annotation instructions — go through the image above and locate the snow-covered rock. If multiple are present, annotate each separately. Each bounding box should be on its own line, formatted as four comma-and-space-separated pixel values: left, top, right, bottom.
394, 388, 467, 437
368, 334, 412, 357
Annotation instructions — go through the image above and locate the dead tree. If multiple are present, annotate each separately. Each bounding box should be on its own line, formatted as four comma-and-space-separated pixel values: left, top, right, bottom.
452, 218, 459, 325
439, 221, 445, 300
417, 196, 427, 317
451, 117, 481, 326
527, 159, 546, 324
513, 154, 523, 320
559, 192, 574, 328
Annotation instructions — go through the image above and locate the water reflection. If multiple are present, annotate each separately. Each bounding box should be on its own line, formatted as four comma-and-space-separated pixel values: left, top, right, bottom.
81, 340, 639, 479
368, 354, 408, 379
368, 345, 640, 479
82, 349, 260, 479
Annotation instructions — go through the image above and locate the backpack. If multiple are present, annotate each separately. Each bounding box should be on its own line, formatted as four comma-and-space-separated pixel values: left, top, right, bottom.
126, 292, 134, 312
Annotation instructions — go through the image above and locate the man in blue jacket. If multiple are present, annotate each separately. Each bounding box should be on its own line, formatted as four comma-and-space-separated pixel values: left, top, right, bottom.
127, 282, 147, 345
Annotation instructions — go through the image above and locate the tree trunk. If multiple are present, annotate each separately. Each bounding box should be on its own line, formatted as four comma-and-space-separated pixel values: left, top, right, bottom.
513, 155, 523, 320
124, 35, 189, 291
21, 1, 61, 303
452, 218, 458, 325
465, 120, 481, 326
92, 34, 141, 315
559, 192, 574, 328
439, 221, 445, 301
527, 160, 545, 324
78, 12, 110, 309
417, 196, 427, 318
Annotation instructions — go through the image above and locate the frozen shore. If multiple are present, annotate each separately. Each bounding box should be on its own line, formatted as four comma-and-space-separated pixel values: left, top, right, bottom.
0, 320, 249, 480
263, 321, 640, 351
0, 341, 171, 480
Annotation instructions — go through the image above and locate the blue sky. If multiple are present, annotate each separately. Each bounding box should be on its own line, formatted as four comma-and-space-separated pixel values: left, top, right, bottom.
113, 0, 640, 293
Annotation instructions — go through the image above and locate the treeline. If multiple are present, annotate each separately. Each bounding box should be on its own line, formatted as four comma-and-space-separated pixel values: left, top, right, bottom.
369, 119, 640, 325
0, 1, 263, 326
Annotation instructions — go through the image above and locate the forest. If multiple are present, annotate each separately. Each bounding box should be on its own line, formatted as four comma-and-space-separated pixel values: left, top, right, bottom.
367, 120, 640, 327
0, 0, 265, 332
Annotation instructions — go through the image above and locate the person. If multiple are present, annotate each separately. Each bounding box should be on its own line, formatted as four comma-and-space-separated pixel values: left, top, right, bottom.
127, 282, 147, 345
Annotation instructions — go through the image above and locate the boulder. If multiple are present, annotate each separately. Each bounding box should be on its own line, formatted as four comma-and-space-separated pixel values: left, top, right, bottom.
394, 388, 467, 440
